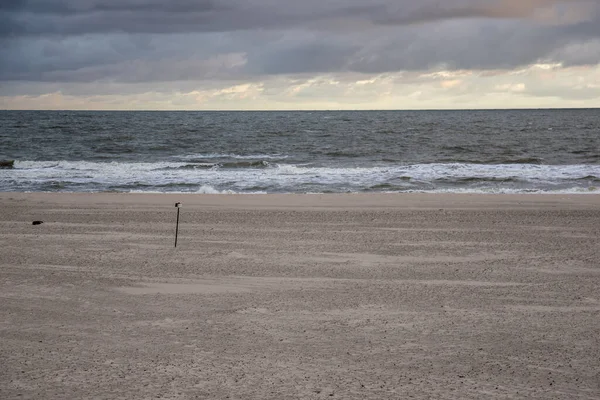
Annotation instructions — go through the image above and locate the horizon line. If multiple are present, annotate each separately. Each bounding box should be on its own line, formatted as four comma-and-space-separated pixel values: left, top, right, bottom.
1, 107, 599, 112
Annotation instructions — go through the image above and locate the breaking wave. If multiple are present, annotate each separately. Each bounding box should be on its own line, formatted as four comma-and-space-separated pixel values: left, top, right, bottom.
2, 160, 599, 194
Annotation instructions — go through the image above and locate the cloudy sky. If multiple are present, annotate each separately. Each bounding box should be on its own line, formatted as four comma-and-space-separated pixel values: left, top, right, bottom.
1, 0, 600, 110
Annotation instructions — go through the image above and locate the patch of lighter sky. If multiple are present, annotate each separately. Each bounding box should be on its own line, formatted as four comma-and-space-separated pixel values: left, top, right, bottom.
1, 64, 599, 110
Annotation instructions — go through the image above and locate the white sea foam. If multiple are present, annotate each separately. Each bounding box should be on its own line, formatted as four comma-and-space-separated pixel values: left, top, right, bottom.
178, 153, 288, 160
400, 187, 600, 194
195, 185, 239, 194
2, 160, 599, 194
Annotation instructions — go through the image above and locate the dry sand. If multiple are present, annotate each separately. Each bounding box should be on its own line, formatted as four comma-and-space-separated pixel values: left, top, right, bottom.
1, 192, 599, 399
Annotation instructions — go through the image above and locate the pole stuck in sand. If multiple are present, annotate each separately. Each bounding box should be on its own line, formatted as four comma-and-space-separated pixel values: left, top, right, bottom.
174, 202, 182, 247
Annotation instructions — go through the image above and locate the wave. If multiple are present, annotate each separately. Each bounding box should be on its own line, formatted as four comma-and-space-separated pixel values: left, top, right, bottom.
196, 185, 238, 194
401, 187, 600, 194
438, 157, 544, 165
161, 163, 216, 170
3, 160, 600, 194
435, 177, 521, 183
495, 157, 544, 165
128, 185, 264, 195
576, 175, 600, 182
159, 160, 271, 170
178, 153, 288, 161
220, 160, 271, 169
9, 160, 599, 177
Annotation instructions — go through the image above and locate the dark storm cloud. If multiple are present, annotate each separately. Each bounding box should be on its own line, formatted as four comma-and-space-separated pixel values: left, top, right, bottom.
0, 0, 219, 15
0, 0, 24, 11
0, 0, 228, 36
2, 0, 598, 36
1, 0, 600, 85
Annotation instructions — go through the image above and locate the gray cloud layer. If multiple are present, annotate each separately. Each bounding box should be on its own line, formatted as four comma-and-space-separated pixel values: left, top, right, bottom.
1, 0, 600, 85
3, 0, 598, 35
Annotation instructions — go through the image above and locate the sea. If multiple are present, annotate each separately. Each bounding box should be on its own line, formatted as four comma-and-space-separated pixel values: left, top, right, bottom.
1, 109, 599, 194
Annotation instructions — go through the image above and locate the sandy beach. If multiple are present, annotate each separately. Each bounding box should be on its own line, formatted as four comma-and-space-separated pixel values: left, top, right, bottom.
1, 192, 599, 399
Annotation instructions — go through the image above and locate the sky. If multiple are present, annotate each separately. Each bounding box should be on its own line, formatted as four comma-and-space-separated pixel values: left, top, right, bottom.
1, 0, 600, 110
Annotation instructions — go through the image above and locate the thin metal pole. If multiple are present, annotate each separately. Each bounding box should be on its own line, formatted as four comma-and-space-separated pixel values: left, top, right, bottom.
174, 207, 180, 248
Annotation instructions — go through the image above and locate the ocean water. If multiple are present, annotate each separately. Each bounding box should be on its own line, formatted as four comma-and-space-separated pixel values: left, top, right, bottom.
1, 109, 599, 194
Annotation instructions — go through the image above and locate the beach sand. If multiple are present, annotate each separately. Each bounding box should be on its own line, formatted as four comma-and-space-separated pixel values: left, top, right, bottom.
1, 193, 599, 399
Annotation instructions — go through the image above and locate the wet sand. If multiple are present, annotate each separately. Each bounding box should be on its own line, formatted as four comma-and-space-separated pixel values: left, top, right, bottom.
1, 193, 599, 399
